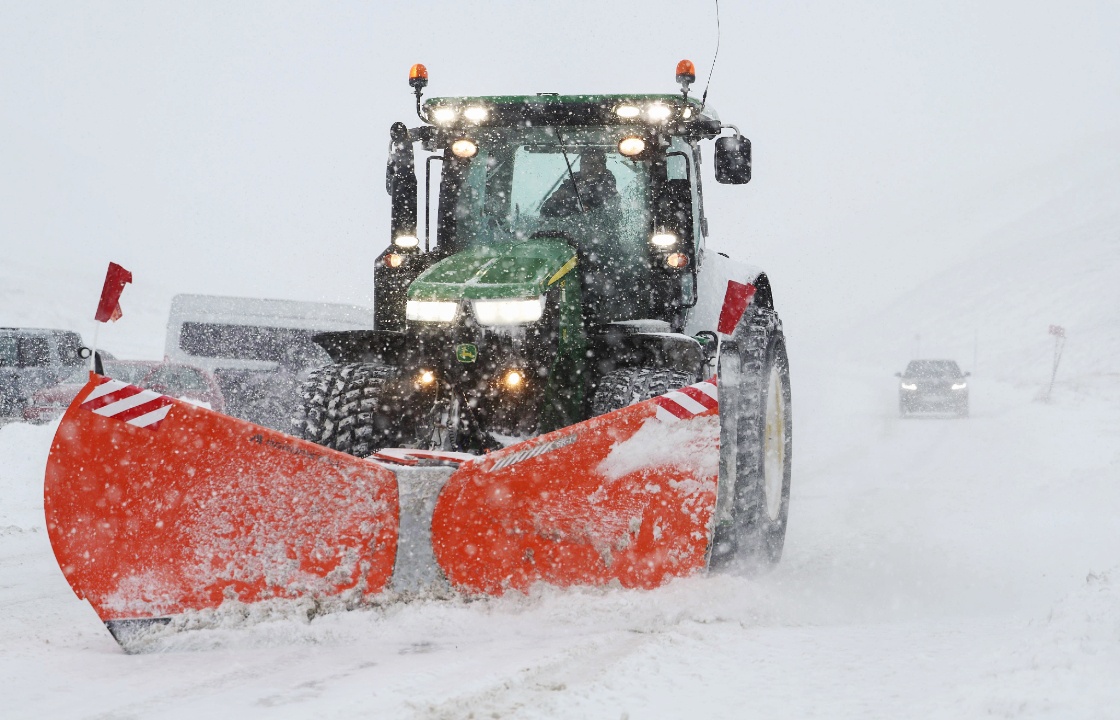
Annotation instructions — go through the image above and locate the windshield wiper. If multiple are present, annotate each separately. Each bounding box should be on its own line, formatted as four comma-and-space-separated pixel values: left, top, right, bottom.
553, 128, 586, 213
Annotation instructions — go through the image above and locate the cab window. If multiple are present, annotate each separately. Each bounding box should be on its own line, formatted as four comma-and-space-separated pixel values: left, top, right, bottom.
18, 336, 50, 367
0, 334, 16, 366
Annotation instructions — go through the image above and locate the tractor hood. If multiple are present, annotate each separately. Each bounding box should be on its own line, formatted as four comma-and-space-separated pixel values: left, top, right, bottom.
408, 239, 577, 302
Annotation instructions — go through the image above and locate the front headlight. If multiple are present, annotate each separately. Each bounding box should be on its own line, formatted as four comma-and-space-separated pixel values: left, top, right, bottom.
951, 382, 967, 390
900, 382, 917, 390
406, 300, 459, 323
473, 297, 545, 325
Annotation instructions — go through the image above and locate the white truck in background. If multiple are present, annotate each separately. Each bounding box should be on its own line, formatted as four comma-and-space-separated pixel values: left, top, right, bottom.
165, 294, 372, 430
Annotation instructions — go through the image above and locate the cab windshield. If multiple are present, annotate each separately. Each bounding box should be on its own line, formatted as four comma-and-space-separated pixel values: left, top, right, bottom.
450, 126, 651, 257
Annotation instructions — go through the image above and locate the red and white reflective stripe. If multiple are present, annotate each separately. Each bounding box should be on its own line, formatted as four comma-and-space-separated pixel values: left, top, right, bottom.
80, 377, 174, 431
655, 376, 718, 422
370, 448, 478, 466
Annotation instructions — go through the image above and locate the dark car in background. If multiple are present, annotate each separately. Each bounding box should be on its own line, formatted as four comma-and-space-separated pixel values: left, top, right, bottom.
22, 361, 224, 424
897, 359, 970, 417
0, 328, 89, 420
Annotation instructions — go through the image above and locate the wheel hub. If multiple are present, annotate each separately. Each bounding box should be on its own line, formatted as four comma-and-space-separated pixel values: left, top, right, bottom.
763, 363, 786, 521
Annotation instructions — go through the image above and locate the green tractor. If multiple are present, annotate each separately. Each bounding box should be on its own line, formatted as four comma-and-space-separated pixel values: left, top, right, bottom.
294, 61, 792, 566
41, 63, 796, 645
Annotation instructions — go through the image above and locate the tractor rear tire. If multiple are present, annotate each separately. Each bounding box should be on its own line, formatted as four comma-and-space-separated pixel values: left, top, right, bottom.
709, 309, 793, 571
591, 367, 696, 415
292, 362, 405, 457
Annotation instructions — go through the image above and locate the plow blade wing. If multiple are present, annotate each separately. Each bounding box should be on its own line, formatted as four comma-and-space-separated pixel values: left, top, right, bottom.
431, 378, 721, 595
44, 375, 399, 637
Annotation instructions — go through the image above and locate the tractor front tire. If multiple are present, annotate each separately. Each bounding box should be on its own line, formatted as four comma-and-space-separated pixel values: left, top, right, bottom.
710, 309, 793, 571
292, 362, 406, 457
591, 367, 696, 416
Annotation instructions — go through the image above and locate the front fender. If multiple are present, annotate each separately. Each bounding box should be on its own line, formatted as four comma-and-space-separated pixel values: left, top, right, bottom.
685, 251, 770, 336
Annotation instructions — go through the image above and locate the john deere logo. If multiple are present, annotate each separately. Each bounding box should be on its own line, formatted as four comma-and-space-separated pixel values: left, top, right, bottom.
455, 343, 478, 364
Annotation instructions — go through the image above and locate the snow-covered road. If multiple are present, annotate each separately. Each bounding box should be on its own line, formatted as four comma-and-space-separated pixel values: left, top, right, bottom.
4, 358, 1118, 719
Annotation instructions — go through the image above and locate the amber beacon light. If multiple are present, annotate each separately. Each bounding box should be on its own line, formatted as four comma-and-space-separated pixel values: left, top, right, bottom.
409, 63, 428, 89
676, 59, 696, 93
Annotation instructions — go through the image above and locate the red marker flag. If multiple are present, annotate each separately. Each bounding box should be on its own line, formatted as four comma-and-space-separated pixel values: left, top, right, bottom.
716, 280, 756, 335
94, 262, 133, 323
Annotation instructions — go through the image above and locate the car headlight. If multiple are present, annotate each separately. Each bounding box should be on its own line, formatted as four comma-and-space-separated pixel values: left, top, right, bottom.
900, 382, 917, 390
951, 382, 967, 390
473, 297, 545, 325
406, 300, 459, 323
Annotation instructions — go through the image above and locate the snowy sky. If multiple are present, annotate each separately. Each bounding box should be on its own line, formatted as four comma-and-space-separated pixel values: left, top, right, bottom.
2, 0, 1118, 351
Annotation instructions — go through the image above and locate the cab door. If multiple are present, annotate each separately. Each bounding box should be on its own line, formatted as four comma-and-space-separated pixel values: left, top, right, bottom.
653, 137, 704, 327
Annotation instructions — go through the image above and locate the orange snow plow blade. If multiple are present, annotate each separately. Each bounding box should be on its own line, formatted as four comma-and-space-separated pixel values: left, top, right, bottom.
44, 374, 400, 636
431, 378, 721, 595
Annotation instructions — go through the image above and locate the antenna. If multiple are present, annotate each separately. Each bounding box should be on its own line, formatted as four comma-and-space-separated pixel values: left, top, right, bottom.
700, 0, 721, 110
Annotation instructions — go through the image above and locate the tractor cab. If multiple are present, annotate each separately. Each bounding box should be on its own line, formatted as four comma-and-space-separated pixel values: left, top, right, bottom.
376, 84, 750, 335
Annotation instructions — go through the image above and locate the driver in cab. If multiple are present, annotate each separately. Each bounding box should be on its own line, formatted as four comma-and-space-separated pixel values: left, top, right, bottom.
540, 148, 618, 217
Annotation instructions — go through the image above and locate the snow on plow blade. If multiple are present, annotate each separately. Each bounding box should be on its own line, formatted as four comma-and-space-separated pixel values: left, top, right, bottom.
44, 374, 719, 646
432, 378, 720, 595
44, 374, 400, 644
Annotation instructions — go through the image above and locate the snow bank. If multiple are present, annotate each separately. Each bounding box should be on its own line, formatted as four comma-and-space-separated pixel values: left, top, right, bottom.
0, 420, 54, 531
837, 132, 1120, 386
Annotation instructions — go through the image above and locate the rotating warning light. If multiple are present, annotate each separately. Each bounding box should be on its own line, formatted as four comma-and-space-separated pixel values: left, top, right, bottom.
409, 63, 429, 89
451, 139, 478, 158
676, 59, 696, 88
618, 136, 646, 157
385, 252, 405, 268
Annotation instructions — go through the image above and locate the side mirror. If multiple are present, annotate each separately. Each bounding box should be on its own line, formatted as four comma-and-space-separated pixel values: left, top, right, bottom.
386, 121, 418, 248
78, 346, 92, 360
714, 135, 751, 184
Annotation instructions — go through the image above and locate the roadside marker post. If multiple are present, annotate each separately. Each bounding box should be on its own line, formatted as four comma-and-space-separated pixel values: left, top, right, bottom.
1045, 325, 1066, 400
